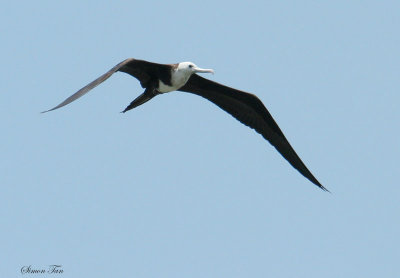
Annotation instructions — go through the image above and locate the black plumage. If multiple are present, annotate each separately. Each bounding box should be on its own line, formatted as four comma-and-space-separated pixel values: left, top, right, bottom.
43, 58, 328, 191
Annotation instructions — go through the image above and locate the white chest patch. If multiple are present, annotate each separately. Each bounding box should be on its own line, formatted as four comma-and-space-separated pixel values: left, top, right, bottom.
158, 69, 192, 93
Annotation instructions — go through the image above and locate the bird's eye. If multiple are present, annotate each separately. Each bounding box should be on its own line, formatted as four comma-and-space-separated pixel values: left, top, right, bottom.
189, 64, 193, 68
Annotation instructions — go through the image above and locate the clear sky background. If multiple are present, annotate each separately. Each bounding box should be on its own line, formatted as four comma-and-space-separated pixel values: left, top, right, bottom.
1, 1, 399, 277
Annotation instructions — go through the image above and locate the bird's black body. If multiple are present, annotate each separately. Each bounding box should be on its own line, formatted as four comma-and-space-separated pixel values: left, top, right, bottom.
117, 60, 178, 112
43, 58, 328, 191
118, 60, 176, 88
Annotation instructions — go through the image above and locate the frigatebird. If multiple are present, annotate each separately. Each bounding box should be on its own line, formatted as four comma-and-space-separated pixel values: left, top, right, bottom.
43, 58, 328, 191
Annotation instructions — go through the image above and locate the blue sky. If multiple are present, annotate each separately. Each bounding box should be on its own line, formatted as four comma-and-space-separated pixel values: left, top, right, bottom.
1, 1, 399, 277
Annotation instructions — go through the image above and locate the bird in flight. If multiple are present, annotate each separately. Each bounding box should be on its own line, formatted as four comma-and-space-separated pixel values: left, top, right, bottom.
43, 58, 328, 191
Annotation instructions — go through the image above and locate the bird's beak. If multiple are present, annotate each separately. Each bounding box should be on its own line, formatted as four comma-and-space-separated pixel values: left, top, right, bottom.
194, 67, 214, 74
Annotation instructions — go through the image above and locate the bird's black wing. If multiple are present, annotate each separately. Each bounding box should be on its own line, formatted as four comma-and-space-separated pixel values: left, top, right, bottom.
42, 58, 168, 113
179, 74, 328, 191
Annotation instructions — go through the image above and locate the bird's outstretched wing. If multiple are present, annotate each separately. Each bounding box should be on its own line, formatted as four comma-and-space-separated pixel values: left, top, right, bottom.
179, 74, 328, 191
42, 58, 167, 113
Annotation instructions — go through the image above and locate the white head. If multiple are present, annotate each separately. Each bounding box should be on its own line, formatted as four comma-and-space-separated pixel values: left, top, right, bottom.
177, 62, 214, 75
160, 61, 214, 93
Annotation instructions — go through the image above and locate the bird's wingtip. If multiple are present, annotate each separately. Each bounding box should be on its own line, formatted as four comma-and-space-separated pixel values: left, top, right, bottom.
41, 108, 56, 114
317, 183, 331, 193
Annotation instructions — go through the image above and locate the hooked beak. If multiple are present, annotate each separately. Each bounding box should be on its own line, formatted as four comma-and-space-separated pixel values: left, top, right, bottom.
194, 67, 214, 74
